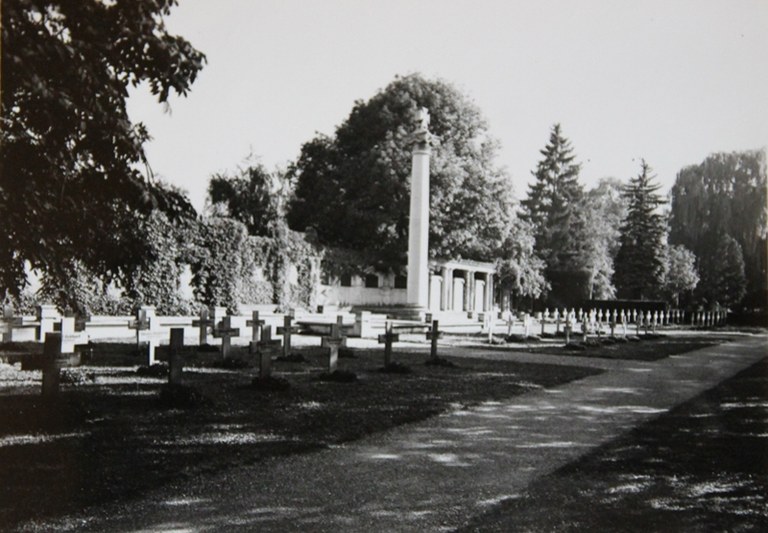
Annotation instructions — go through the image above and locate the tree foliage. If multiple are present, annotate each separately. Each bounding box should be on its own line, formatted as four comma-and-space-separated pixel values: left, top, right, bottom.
37, 260, 128, 317
287, 73, 515, 270
581, 178, 629, 299
613, 161, 667, 300
521, 124, 587, 274
661, 244, 699, 307
120, 210, 197, 314
189, 218, 262, 311
1, 0, 205, 298
696, 232, 747, 309
669, 149, 767, 307
34, 208, 198, 316
495, 216, 548, 300
207, 157, 289, 237
189, 217, 322, 312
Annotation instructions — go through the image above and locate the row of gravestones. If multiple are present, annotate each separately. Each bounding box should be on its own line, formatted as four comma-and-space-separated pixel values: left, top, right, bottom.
130, 306, 348, 365
0, 304, 382, 343
377, 320, 442, 366
39, 315, 447, 397
38, 311, 352, 398
0, 305, 61, 343
510, 308, 727, 341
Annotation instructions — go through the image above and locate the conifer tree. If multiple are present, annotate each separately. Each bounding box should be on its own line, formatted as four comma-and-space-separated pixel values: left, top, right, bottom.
520, 124, 587, 291
613, 160, 667, 299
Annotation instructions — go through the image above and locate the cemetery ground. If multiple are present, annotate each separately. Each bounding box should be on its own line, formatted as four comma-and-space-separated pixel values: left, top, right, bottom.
0, 339, 599, 529
459, 356, 768, 532
0, 331, 764, 531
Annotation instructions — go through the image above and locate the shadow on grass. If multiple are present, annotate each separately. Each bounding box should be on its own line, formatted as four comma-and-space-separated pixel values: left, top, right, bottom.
459, 358, 768, 532
0, 349, 600, 529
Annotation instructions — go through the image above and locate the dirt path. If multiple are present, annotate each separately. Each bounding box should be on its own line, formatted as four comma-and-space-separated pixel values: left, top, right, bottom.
19, 335, 767, 533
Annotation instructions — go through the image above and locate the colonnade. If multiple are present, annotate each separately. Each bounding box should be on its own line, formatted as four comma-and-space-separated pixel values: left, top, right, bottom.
428, 261, 495, 313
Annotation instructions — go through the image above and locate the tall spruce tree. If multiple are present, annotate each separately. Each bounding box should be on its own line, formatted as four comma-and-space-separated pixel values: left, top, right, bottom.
520, 124, 587, 303
613, 160, 667, 299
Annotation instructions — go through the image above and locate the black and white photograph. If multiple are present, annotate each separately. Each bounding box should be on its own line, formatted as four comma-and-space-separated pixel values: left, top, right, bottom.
1, 0, 766, 531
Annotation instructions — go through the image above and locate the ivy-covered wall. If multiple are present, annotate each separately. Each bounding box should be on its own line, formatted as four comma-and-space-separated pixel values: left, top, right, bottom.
122, 211, 196, 315
8, 214, 325, 316
189, 218, 323, 313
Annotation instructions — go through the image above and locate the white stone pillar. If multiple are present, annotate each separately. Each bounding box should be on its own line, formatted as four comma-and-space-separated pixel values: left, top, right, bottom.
406, 128, 431, 309
485, 273, 494, 312
441, 267, 453, 311
429, 274, 442, 311
463, 271, 472, 312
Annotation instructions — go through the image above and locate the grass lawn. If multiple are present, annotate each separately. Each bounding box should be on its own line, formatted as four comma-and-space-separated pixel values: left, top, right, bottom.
459, 357, 768, 532
0, 344, 598, 529
0, 332, 747, 530
442, 332, 730, 361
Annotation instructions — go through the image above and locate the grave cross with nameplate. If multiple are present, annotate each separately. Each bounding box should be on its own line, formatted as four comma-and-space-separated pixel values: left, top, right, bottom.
276, 315, 301, 358
128, 307, 163, 365
213, 315, 240, 359
247, 310, 265, 352
378, 322, 399, 367
40, 322, 88, 397
426, 319, 441, 361
168, 328, 185, 385
322, 317, 347, 372
41, 333, 65, 398
192, 307, 216, 346
256, 325, 281, 378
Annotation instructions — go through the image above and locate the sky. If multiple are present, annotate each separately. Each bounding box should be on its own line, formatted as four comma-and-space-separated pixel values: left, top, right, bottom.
127, 0, 768, 212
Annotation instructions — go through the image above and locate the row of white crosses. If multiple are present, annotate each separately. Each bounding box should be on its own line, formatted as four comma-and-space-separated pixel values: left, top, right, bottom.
690, 310, 727, 327
322, 316, 346, 373
130, 305, 241, 364
509, 306, 726, 342
1, 305, 63, 343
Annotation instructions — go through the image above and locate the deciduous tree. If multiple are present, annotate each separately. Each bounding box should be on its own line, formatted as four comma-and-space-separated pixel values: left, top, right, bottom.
207, 157, 288, 237
287, 74, 515, 270
669, 149, 767, 307
661, 244, 699, 307
696, 232, 746, 308
581, 178, 629, 299
1, 0, 205, 298
495, 216, 548, 306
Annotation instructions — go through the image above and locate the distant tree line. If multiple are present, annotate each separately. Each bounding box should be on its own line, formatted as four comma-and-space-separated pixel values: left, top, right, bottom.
519, 123, 764, 311
669, 150, 766, 309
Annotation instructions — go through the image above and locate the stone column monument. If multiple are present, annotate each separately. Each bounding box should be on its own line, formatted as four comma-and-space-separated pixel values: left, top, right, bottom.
407, 107, 432, 310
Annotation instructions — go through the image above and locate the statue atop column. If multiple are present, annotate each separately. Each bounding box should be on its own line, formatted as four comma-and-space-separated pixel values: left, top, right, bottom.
407, 107, 431, 310
413, 107, 432, 147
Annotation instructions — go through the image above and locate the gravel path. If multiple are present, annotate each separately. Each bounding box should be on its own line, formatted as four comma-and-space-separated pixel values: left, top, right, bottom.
20, 334, 767, 533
